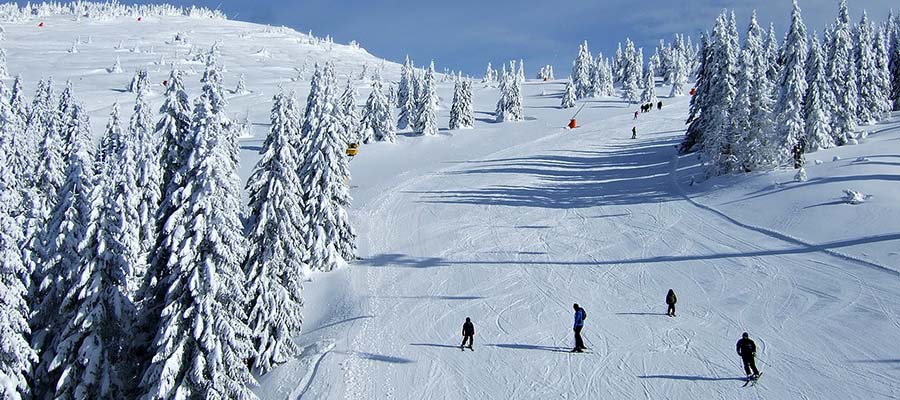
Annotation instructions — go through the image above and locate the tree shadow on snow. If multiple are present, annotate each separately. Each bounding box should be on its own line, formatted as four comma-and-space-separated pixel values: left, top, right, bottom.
358, 253, 449, 268
409, 137, 683, 209
638, 374, 746, 382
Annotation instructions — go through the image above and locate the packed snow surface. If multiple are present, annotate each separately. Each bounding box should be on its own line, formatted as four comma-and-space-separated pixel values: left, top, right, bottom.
6, 14, 900, 400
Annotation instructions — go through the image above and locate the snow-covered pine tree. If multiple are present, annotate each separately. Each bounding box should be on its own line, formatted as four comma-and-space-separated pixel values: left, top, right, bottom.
495, 64, 509, 120
139, 54, 256, 400
596, 57, 615, 97
1, 81, 29, 203
730, 49, 755, 172
613, 43, 624, 84
95, 103, 122, 171
339, 78, 360, 143
482, 62, 497, 84
743, 10, 777, 170
415, 61, 438, 136
0, 94, 35, 400
765, 23, 781, 82
681, 33, 711, 153
890, 16, 900, 110
640, 62, 657, 104
773, 0, 808, 167
827, 0, 858, 145
698, 12, 739, 175
10, 76, 28, 120
855, 12, 886, 125
110, 56, 122, 74
561, 78, 576, 109
31, 101, 94, 398
572, 41, 594, 98
243, 91, 308, 374
517, 59, 526, 83
449, 75, 474, 129
235, 73, 249, 95
46, 101, 137, 398
669, 35, 687, 97
397, 56, 413, 109
128, 69, 151, 95
804, 35, 834, 152
621, 39, 640, 103
156, 69, 193, 197
298, 64, 356, 271
0, 47, 9, 79
874, 29, 892, 114
360, 76, 395, 143
495, 64, 524, 122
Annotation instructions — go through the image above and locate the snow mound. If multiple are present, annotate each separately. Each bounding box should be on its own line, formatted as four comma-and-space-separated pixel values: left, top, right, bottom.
842, 189, 872, 205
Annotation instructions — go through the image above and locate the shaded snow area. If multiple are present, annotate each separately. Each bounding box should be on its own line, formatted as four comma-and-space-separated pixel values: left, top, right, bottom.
7, 14, 900, 400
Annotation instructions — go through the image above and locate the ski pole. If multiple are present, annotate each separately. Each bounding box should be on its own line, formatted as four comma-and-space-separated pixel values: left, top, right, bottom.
570, 104, 586, 120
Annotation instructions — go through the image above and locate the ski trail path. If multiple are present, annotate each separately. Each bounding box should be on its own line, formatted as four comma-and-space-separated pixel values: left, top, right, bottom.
303, 99, 900, 399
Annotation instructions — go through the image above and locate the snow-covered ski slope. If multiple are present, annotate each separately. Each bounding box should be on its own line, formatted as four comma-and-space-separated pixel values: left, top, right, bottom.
7, 13, 900, 400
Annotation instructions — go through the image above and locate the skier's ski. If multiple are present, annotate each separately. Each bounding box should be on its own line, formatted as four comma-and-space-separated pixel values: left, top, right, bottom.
742, 372, 762, 387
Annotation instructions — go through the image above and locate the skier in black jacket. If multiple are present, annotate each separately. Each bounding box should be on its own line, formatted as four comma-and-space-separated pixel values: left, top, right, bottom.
665, 289, 677, 317
736, 332, 760, 379
461, 317, 475, 350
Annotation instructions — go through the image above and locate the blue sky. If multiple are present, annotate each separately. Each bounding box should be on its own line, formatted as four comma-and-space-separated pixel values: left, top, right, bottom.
141, 0, 895, 76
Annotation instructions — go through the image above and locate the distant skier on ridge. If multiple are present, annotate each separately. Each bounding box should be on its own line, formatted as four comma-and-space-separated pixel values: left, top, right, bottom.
461, 317, 475, 351
737, 332, 761, 380
571, 303, 586, 352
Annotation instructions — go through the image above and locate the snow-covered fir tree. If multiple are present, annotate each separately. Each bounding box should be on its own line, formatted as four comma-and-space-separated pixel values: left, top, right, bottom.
449, 76, 474, 129
298, 63, 356, 271
155, 69, 193, 199
482, 62, 497, 84
621, 39, 640, 103
128, 69, 151, 95
827, 0, 858, 145
139, 54, 256, 399
235, 73, 249, 95
0, 107, 35, 400
397, 56, 413, 109
495, 64, 524, 122
697, 13, 739, 175
890, 16, 900, 110
109, 56, 122, 74
668, 35, 688, 97
0, 47, 9, 79
46, 103, 137, 398
873, 29, 892, 113
572, 41, 594, 98
243, 91, 308, 374
855, 12, 886, 124
600, 57, 616, 96
120, 86, 163, 300
640, 63, 658, 104
772, 1, 808, 166
681, 33, 711, 153
31, 101, 94, 398
765, 23, 781, 82
339, 78, 360, 143
561, 78, 576, 109
360, 75, 395, 143
730, 49, 756, 172
95, 103, 122, 171
742, 10, 777, 170
804, 35, 834, 152
415, 61, 438, 136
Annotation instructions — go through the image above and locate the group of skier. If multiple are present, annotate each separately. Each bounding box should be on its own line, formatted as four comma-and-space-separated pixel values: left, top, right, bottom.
459, 288, 762, 382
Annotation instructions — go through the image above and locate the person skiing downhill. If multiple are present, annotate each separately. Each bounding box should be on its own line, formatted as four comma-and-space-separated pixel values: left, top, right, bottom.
737, 332, 761, 379
634, 111, 639, 119
461, 317, 475, 350
571, 304, 586, 352
666, 289, 677, 317
631, 126, 637, 139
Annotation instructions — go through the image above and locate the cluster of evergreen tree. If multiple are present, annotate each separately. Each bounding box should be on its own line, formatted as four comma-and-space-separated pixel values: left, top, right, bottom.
495, 60, 525, 122
397, 57, 475, 133
0, 49, 358, 398
683, 0, 900, 177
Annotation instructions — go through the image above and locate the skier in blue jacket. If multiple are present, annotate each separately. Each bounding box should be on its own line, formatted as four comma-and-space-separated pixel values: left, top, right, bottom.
571, 303, 585, 352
